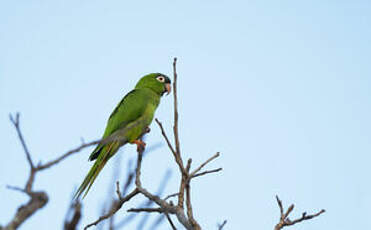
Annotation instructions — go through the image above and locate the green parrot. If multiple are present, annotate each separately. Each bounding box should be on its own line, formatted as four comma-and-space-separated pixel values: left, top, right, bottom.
75, 73, 171, 199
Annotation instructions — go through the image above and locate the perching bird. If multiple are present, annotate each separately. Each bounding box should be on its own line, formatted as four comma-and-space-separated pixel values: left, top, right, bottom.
75, 73, 171, 199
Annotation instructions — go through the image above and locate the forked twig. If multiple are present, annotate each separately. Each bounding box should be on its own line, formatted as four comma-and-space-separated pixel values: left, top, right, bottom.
274, 195, 325, 230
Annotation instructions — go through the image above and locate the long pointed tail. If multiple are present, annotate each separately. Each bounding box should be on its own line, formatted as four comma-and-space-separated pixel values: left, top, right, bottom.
74, 142, 119, 199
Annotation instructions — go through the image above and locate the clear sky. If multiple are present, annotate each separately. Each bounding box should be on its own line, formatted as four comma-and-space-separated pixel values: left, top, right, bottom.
1, 1, 371, 229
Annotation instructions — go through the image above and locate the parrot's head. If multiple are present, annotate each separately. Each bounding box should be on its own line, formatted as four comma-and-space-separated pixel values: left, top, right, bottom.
135, 73, 171, 96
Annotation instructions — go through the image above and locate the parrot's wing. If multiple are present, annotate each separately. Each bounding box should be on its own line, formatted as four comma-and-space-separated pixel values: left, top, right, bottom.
89, 89, 147, 160
104, 89, 147, 137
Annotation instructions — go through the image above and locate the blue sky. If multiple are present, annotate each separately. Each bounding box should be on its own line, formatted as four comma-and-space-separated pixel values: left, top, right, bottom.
1, 1, 371, 229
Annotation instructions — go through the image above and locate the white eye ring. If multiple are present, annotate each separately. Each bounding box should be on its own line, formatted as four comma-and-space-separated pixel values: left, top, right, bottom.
156, 76, 165, 82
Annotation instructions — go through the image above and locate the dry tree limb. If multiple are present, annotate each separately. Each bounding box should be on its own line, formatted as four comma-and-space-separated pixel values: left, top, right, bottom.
155, 118, 177, 156
164, 193, 179, 201
6, 111, 155, 229
9, 113, 35, 192
64, 200, 82, 230
165, 213, 177, 230
127, 208, 164, 213
116, 181, 123, 200
84, 189, 140, 230
113, 167, 172, 229
192, 168, 223, 179
3, 113, 49, 230
185, 182, 200, 230
85, 146, 183, 229
3, 189, 48, 230
172, 57, 181, 162
9, 113, 34, 168
103, 158, 133, 230
133, 58, 222, 229
274, 195, 325, 230
217, 220, 227, 230
189, 152, 220, 178
136, 169, 173, 230
37, 140, 100, 170
4, 113, 101, 230
155, 118, 186, 176
148, 213, 177, 230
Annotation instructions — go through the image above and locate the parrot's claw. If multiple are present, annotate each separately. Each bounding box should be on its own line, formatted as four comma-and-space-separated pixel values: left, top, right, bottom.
133, 140, 146, 152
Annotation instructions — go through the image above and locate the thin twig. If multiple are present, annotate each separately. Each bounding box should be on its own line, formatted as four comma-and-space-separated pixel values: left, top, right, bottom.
155, 119, 177, 156
116, 181, 122, 200
9, 113, 34, 169
127, 208, 163, 213
218, 220, 227, 230
84, 189, 139, 230
192, 168, 223, 179
37, 140, 100, 170
3, 191, 48, 230
135, 149, 144, 187
6, 185, 27, 194
276, 195, 284, 217
148, 214, 166, 230
274, 195, 325, 230
155, 118, 185, 175
172, 57, 181, 158
164, 193, 179, 201
122, 160, 135, 196
189, 152, 220, 178
64, 201, 82, 230
165, 213, 177, 230
186, 183, 199, 229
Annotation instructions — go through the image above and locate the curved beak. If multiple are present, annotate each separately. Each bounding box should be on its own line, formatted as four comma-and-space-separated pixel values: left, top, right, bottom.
165, 83, 171, 95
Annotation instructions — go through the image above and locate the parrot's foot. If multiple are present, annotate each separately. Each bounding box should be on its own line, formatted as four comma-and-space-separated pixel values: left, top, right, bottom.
145, 127, 151, 133
133, 139, 146, 152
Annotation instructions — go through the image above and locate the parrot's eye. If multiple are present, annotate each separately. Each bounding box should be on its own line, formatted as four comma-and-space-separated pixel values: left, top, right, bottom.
156, 76, 165, 83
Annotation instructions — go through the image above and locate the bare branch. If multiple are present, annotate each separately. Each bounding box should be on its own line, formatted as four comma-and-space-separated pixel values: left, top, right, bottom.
283, 204, 294, 220
172, 57, 181, 158
178, 175, 187, 209
164, 193, 179, 201
135, 148, 144, 187
189, 152, 220, 178
185, 182, 200, 230
114, 169, 171, 229
87, 144, 174, 229
39, 121, 148, 172
37, 140, 100, 170
64, 201, 82, 230
276, 195, 284, 218
116, 181, 122, 200
84, 189, 139, 230
218, 220, 227, 230
155, 118, 185, 175
155, 119, 176, 155
6, 185, 27, 194
289, 209, 325, 225
127, 208, 164, 213
165, 213, 177, 230
9, 113, 34, 169
122, 159, 135, 196
3, 191, 48, 230
192, 168, 223, 179
274, 195, 325, 230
